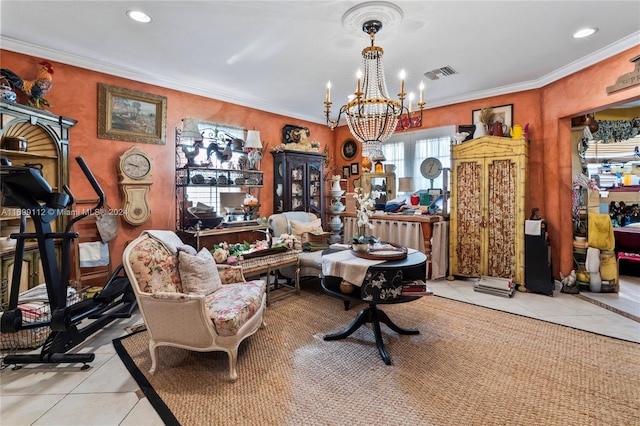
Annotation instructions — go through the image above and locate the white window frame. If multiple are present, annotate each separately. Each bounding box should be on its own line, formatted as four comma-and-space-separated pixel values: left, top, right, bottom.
381, 125, 455, 194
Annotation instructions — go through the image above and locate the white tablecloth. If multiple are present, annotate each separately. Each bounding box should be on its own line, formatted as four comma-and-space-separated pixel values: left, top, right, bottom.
322, 250, 384, 287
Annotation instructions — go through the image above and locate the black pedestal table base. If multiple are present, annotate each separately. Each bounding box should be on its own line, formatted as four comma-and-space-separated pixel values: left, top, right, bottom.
323, 303, 419, 365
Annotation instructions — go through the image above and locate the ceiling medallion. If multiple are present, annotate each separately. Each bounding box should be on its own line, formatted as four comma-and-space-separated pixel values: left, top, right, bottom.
341, 2, 403, 39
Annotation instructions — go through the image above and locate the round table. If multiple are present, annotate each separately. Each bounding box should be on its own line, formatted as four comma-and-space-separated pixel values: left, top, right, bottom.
321, 251, 427, 365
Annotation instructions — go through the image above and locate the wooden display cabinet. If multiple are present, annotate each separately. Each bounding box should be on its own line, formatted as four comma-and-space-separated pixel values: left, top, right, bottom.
0, 101, 76, 304
359, 172, 396, 205
272, 150, 325, 220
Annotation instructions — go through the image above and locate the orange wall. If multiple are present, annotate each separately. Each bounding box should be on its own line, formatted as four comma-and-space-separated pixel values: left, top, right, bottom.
0, 49, 334, 268
2, 45, 639, 279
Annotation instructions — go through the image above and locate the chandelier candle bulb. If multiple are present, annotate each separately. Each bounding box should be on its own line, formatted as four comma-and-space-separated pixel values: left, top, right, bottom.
399, 69, 406, 97
326, 81, 331, 103
356, 70, 362, 95
419, 82, 424, 105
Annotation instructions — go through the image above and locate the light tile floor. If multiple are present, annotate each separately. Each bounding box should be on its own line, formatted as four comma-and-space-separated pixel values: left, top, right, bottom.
1, 275, 638, 425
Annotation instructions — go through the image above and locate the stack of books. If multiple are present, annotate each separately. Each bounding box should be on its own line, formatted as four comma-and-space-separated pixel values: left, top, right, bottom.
401, 279, 433, 296
473, 276, 516, 297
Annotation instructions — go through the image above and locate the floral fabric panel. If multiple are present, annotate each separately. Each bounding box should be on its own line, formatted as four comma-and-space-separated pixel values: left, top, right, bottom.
128, 237, 183, 294
217, 266, 245, 284
456, 161, 482, 276
204, 280, 265, 336
488, 160, 516, 278
361, 270, 404, 301
360, 264, 426, 302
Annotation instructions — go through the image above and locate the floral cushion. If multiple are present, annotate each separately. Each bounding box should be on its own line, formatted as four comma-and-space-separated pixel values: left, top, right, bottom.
129, 237, 183, 293
204, 280, 265, 336
217, 265, 246, 284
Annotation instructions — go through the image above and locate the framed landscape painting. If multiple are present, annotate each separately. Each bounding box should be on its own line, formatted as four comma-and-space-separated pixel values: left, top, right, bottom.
98, 83, 167, 145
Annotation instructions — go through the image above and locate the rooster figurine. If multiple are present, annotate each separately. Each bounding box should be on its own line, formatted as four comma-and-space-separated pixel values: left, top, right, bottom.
182, 140, 203, 167
1, 61, 54, 109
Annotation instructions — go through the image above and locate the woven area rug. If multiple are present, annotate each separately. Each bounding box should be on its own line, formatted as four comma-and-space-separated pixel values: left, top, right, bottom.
114, 285, 640, 426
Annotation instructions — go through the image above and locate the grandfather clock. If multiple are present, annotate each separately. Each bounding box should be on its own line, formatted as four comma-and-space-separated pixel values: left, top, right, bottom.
118, 146, 153, 226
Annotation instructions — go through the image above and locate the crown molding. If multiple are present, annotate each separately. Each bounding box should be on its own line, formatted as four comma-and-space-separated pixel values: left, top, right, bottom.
427, 31, 640, 110
2, 31, 638, 125
0, 36, 300, 121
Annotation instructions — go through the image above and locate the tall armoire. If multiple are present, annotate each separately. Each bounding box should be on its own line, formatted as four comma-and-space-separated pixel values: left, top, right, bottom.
448, 136, 528, 287
272, 150, 325, 221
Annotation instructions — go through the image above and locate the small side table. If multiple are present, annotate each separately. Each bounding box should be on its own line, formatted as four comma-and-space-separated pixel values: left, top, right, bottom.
239, 250, 300, 306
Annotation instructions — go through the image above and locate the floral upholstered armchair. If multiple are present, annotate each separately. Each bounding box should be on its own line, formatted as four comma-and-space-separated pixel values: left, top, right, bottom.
122, 231, 266, 380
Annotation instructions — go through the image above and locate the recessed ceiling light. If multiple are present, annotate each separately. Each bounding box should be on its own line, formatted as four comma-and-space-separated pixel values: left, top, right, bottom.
127, 10, 152, 24
573, 27, 598, 39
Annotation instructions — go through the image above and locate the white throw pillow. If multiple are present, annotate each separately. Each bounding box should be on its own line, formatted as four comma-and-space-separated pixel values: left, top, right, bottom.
289, 218, 323, 250
178, 248, 222, 295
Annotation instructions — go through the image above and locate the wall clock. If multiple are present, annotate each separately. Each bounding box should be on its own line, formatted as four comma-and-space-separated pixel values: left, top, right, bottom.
118, 146, 153, 226
420, 157, 442, 180
341, 139, 358, 161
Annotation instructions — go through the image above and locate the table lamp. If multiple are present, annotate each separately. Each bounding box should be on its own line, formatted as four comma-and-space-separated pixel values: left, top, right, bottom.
398, 177, 414, 194
244, 130, 263, 150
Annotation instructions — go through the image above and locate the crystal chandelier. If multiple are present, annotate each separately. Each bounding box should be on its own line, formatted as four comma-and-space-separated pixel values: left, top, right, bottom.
324, 19, 424, 157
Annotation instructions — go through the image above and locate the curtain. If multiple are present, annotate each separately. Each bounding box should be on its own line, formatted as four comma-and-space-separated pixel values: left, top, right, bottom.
343, 217, 424, 251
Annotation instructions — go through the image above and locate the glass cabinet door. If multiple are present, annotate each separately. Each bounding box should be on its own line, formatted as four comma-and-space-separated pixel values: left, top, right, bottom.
290, 164, 305, 211
370, 177, 388, 203
274, 159, 284, 213
308, 163, 322, 216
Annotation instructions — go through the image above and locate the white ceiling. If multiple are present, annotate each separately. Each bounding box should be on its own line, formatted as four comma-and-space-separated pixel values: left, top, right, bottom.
1, 1, 639, 124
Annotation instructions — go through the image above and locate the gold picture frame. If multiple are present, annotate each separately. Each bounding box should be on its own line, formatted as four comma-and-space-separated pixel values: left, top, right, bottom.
341, 138, 358, 161
98, 83, 167, 145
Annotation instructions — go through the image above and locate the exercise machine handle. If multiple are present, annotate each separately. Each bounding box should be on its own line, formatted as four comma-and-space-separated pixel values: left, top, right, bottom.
76, 156, 105, 211
66, 157, 106, 231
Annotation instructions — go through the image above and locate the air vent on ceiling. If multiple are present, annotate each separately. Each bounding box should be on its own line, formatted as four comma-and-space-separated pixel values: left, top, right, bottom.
424, 65, 458, 81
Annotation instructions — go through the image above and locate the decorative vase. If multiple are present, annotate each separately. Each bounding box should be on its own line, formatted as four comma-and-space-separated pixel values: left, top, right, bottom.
362, 156, 372, 172
331, 179, 342, 192
339, 281, 356, 294
330, 215, 343, 230
276, 184, 283, 197
473, 121, 487, 138
330, 200, 345, 213
352, 243, 369, 252
454, 132, 469, 144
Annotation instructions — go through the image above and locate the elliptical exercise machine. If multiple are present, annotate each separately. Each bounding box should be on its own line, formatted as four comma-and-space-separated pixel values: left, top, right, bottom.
0, 156, 137, 369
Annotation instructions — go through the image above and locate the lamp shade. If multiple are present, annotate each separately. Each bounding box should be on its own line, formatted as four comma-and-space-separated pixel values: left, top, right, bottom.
181, 118, 203, 142
244, 130, 262, 150
398, 177, 414, 193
